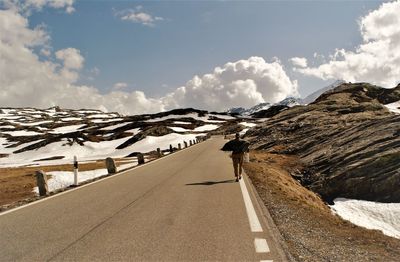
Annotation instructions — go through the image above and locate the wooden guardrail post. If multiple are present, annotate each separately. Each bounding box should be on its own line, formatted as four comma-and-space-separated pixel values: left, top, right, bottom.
178, 143, 181, 150
73, 155, 78, 186
137, 153, 145, 165
189, 140, 192, 146
105, 157, 117, 174
169, 144, 173, 153
184, 141, 188, 148
35, 170, 49, 196
157, 148, 162, 157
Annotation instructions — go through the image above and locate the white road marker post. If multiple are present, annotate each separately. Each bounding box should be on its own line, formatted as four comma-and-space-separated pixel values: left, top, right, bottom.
73, 155, 79, 186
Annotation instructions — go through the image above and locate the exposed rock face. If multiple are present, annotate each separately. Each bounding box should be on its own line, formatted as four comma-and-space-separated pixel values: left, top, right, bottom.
251, 105, 289, 118
247, 83, 400, 203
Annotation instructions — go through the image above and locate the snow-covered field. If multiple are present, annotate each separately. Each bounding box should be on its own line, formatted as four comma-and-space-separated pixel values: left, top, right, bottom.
331, 198, 400, 239
0, 107, 229, 168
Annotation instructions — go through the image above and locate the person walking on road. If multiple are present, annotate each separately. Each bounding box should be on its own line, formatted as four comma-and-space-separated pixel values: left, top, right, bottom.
221, 133, 249, 182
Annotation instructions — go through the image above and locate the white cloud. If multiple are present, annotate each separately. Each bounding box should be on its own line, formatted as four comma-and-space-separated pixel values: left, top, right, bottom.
112, 82, 128, 90
0, 8, 162, 115
3, 0, 75, 14
55, 48, 83, 69
289, 57, 307, 68
163, 57, 299, 111
0, 5, 298, 115
294, 0, 400, 88
115, 6, 164, 27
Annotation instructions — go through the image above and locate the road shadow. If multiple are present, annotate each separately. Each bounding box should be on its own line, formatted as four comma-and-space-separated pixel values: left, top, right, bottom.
185, 179, 236, 186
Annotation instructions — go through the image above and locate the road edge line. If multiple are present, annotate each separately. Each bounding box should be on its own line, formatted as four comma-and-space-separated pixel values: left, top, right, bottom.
239, 177, 263, 232
243, 172, 295, 262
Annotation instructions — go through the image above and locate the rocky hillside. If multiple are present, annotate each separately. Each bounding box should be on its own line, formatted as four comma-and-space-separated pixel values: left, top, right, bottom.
246, 83, 400, 203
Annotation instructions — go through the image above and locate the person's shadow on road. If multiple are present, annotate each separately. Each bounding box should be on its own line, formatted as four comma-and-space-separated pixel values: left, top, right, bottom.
185, 179, 236, 186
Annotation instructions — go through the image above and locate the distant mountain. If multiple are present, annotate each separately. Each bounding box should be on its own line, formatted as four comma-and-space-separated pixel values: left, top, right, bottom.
276, 97, 301, 107
302, 80, 345, 104
227, 97, 301, 116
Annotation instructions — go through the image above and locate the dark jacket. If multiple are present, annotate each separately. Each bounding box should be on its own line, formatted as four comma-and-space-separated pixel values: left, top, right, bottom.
221, 139, 249, 154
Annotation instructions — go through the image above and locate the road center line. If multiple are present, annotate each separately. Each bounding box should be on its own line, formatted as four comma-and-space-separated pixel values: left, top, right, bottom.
254, 238, 270, 253
239, 177, 263, 232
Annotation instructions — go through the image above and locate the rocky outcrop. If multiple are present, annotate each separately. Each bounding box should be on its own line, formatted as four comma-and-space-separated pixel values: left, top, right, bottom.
247, 83, 400, 203
251, 105, 289, 118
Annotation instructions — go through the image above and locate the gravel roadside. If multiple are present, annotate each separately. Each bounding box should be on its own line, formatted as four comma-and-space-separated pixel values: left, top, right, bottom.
244, 150, 400, 262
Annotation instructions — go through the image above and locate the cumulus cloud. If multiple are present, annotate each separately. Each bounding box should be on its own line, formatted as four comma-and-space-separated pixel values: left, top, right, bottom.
0, 7, 162, 115
3, 0, 75, 14
115, 6, 164, 27
55, 48, 84, 69
0, 5, 298, 115
163, 57, 298, 111
289, 57, 307, 68
293, 0, 400, 88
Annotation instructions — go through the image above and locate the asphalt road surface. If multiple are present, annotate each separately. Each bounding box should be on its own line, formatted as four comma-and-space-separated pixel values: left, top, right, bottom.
0, 137, 288, 261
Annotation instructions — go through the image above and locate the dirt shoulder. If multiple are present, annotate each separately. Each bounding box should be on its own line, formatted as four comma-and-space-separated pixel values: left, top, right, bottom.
0, 158, 139, 208
244, 150, 400, 262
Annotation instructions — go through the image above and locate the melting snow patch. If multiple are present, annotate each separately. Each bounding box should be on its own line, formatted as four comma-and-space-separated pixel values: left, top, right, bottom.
33, 169, 107, 193
240, 122, 257, 127
193, 124, 219, 132
49, 124, 87, 134
2, 130, 42, 136
331, 198, 400, 239
169, 126, 190, 132
17, 121, 53, 126
91, 118, 124, 123
385, 101, 400, 114
100, 122, 129, 131
239, 128, 249, 135
61, 117, 83, 121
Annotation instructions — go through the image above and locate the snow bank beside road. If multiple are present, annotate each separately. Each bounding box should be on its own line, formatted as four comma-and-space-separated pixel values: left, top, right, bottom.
33, 162, 137, 193
331, 198, 400, 239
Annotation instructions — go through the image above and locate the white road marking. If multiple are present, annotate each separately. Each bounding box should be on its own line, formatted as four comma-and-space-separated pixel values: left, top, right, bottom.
254, 238, 270, 253
260, 260, 273, 262
0, 141, 204, 217
239, 177, 263, 232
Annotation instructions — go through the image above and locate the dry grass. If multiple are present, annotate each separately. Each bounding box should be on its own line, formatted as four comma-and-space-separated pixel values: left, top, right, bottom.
0, 158, 138, 207
244, 150, 400, 261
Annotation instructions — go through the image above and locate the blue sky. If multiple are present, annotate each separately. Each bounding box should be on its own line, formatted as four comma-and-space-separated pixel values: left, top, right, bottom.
29, 0, 382, 97
3, 0, 399, 114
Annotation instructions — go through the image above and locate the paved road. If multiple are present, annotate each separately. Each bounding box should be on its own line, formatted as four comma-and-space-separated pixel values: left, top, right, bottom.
0, 137, 287, 261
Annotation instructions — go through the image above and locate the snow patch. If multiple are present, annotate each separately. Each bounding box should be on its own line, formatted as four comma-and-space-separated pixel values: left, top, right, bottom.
239, 128, 249, 135
331, 198, 400, 239
240, 122, 257, 127
193, 124, 219, 132
100, 122, 129, 131
385, 101, 400, 114
49, 124, 86, 134
173, 121, 191, 125
168, 126, 190, 132
2, 130, 42, 136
